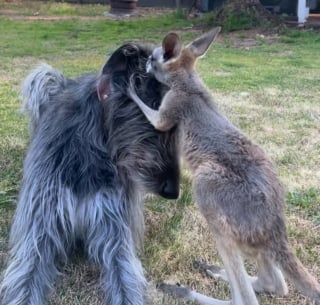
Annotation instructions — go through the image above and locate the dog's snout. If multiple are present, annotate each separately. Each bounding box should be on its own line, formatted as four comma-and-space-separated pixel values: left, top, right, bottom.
159, 179, 179, 199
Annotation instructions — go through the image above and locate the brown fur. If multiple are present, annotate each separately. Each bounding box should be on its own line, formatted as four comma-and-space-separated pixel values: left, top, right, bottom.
128, 29, 320, 305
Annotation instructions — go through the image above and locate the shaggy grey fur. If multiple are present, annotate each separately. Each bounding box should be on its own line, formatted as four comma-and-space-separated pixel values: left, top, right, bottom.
0, 44, 180, 305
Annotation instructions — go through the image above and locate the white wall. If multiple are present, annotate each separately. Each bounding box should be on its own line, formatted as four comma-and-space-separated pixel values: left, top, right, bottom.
297, 0, 310, 23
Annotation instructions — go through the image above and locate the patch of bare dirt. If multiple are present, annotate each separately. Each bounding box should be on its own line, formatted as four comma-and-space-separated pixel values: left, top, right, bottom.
223, 29, 280, 49
0, 6, 175, 21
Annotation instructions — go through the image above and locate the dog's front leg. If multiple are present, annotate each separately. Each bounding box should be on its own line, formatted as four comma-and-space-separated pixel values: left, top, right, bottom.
0, 185, 70, 305
84, 191, 147, 305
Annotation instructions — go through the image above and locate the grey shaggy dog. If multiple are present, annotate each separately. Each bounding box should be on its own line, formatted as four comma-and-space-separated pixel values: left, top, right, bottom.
0, 44, 180, 305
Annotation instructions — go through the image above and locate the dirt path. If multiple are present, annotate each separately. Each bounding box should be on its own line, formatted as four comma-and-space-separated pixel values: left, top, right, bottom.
0, 7, 175, 21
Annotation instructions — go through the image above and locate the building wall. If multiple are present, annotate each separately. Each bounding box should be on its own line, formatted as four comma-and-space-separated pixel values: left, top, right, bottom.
55, 0, 193, 6
138, 0, 193, 7
260, 0, 297, 15
54, 0, 300, 17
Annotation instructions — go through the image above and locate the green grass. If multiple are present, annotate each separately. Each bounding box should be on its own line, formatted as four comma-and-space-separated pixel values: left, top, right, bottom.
0, 2, 320, 305
0, 14, 191, 59
199, 33, 320, 92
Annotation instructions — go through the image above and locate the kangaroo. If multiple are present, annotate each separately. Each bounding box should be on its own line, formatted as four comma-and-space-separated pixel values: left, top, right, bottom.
128, 28, 320, 305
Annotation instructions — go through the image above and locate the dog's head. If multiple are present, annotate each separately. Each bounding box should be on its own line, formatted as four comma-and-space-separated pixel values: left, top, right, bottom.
146, 27, 221, 84
97, 44, 180, 199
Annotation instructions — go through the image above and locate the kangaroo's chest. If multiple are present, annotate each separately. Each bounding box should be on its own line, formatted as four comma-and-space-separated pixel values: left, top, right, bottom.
180, 121, 220, 172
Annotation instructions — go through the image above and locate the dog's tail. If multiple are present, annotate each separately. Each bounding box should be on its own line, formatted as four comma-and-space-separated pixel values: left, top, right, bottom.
21, 63, 66, 131
276, 241, 320, 304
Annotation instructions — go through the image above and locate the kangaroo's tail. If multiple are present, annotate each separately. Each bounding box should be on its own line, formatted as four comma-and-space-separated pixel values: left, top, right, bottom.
276, 241, 320, 304
21, 63, 66, 132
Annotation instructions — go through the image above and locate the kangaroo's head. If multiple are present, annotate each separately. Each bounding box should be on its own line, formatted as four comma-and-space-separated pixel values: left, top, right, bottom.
146, 27, 221, 84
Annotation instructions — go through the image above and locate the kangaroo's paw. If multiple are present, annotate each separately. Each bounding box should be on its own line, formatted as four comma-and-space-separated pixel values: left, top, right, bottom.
193, 260, 229, 282
158, 283, 192, 299
159, 282, 231, 305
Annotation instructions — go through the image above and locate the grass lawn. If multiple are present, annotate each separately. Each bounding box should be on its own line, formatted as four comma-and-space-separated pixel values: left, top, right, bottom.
0, 2, 319, 305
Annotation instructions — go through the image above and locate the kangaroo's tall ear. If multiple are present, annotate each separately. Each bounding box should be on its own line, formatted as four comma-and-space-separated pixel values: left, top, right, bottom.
189, 27, 221, 58
162, 33, 182, 61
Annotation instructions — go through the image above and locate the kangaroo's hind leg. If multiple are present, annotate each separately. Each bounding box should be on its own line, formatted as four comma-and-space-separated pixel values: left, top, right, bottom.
160, 236, 259, 305
251, 252, 288, 296
195, 250, 288, 297
215, 237, 259, 305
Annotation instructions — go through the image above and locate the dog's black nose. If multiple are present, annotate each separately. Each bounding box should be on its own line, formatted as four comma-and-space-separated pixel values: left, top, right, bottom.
159, 180, 179, 199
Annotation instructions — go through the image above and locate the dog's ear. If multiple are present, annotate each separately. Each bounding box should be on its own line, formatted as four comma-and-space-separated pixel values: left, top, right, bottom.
189, 27, 221, 58
97, 74, 111, 103
162, 33, 182, 61
97, 47, 130, 102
